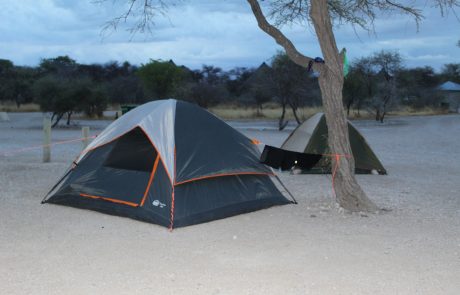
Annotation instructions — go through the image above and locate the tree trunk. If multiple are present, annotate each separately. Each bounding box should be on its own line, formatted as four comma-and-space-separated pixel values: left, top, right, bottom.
380, 111, 386, 123
346, 98, 353, 116
278, 99, 288, 130
381, 95, 390, 123
66, 111, 73, 125
246, 0, 377, 211
310, 0, 377, 212
52, 113, 64, 128
289, 100, 302, 124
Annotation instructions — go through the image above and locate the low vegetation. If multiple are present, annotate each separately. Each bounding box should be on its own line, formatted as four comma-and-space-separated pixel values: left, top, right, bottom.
0, 52, 458, 128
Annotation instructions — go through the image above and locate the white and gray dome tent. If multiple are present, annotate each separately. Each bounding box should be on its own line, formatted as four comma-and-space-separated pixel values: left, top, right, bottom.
43, 99, 291, 228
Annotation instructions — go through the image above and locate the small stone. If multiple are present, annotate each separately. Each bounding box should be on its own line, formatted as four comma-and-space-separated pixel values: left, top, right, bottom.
310, 214, 317, 218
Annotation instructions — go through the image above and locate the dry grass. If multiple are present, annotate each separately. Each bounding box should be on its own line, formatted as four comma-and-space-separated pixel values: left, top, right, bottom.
391, 106, 450, 116
209, 104, 323, 120
0, 102, 41, 112
0, 100, 449, 120
209, 105, 450, 121
334, 107, 448, 121
344, 110, 374, 120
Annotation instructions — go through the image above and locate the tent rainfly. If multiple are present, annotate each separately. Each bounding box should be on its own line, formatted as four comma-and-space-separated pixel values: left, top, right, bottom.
277, 113, 386, 175
43, 99, 291, 228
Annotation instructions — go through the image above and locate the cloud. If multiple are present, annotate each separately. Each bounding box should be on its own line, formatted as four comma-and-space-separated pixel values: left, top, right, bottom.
0, 0, 458, 70
407, 54, 449, 61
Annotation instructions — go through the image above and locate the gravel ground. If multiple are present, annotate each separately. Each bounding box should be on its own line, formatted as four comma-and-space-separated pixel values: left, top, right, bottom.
1, 112, 459, 295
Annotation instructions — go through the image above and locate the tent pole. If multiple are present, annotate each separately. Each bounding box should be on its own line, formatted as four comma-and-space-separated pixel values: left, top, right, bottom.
41, 165, 74, 204
273, 173, 298, 204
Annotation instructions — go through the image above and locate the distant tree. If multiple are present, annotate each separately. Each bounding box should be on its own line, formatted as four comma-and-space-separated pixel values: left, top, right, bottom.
201, 65, 227, 85
0, 60, 36, 107
103, 61, 132, 80
39, 56, 78, 78
81, 87, 108, 119
270, 52, 314, 129
177, 82, 223, 108
33, 77, 72, 127
0, 59, 15, 102
67, 79, 108, 120
175, 65, 229, 107
343, 65, 367, 116
237, 63, 274, 107
0, 59, 13, 73
137, 59, 184, 99
441, 63, 460, 83
106, 75, 144, 104
345, 51, 402, 122
78, 63, 107, 82
397, 66, 441, 109
10, 67, 36, 107
350, 57, 378, 116
78, 60, 143, 104
34, 76, 108, 127
252, 87, 271, 116
371, 50, 402, 122
226, 67, 255, 97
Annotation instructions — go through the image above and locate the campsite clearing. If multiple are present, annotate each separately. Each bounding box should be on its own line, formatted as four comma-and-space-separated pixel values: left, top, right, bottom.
1, 113, 459, 295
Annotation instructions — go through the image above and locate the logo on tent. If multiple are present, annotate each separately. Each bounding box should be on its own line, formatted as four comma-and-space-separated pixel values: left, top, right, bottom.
152, 200, 166, 208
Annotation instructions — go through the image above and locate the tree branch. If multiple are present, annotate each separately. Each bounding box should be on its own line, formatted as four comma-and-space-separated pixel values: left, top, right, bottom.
98, 0, 170, 39
246, 0, 321, 71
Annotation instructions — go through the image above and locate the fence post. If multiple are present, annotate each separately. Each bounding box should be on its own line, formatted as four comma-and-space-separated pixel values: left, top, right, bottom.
43, 117, 51, 163
82, 126, 90, 150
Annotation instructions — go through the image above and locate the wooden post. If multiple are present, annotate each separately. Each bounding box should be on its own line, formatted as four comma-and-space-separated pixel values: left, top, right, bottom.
43, 117, 51, 163
82, 126, 90, 150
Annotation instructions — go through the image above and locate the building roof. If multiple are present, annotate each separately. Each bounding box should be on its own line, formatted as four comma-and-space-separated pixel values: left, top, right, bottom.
439, 81, 460, 91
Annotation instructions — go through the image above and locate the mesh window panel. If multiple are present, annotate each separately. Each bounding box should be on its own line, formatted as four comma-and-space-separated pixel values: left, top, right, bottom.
104, 127, 156, 171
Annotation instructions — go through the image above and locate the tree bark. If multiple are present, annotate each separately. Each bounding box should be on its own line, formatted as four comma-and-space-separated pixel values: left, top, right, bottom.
346, 98, 353, 116
310, 0, 377, 212
289, 100, 302, 124
66, 111, 73, 125
381, 94, 390, 123
247, 0, 377, 212
52, 113, 64, 128
278, 98, 288, 130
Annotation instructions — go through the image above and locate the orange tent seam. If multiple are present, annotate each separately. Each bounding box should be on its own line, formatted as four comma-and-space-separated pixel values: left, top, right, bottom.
174, 171, 274, 186
79, 193, 139, 207
140, 154, 160, 206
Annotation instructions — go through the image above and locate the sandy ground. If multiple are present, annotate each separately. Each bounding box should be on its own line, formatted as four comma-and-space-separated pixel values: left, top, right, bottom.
1, 113, 459, 295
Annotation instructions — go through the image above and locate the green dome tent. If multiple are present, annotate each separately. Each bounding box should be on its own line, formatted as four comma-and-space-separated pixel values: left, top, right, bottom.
280, 113, 386, 175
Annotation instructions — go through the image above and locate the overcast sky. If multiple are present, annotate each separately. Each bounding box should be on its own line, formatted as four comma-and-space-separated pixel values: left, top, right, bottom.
0, 0, 459, 71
